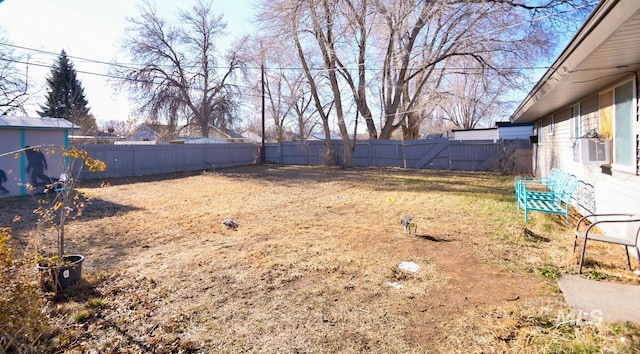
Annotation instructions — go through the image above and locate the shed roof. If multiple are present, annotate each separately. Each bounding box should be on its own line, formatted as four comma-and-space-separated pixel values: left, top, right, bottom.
511, 0, 640, 123
0, 116, 79, 130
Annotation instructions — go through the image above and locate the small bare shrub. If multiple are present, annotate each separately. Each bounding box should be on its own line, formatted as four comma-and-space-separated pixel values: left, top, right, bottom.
0, 227, 49, 353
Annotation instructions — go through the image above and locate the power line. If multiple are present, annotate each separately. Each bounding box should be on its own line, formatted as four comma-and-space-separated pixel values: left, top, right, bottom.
0, 40, 557, 76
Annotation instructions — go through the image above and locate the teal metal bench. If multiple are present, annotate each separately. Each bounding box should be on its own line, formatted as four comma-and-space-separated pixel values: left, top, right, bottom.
515, 168, 564, 202
519, 173, 579, 223
516, 169, 569, 211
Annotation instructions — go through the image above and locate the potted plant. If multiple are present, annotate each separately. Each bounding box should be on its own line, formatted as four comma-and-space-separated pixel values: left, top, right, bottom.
582, 128, 610, 142
30, 146, 106, 292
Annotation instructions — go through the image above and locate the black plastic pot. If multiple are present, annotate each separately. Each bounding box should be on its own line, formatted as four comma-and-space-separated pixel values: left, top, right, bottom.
37, 254, 84, 291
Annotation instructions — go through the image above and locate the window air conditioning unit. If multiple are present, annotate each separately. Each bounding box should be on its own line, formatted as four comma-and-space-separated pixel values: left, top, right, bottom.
572, 138, 610, 164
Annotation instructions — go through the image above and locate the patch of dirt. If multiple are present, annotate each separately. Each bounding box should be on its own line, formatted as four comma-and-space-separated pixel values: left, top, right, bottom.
343, 224, 541, 345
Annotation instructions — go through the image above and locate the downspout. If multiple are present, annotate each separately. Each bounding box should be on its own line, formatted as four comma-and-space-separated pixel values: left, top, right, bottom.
619, 71, 640, 176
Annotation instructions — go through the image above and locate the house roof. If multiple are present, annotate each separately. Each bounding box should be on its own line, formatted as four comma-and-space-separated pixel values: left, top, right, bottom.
169, 137, 226, 144
311, 132, 342, 140
451, 127, 496, 132
0, 116, 79, 130
495, 121, 533, 128
130, 123, 166, 140
209, 126, 246, 140
511, 0, 640, 123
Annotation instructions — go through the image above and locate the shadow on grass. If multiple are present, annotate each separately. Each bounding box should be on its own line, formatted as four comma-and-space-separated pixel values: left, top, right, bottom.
64, 164, 519, 204
79, 170, 203, 189
0, 192, 141, 248
523, 228, 551, 243
414, 234, 452, 242
46, 275, 105, 304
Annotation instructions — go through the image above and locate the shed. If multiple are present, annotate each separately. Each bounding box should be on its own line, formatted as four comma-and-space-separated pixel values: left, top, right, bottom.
451, 127, 498, 141
0, 116, 78, 197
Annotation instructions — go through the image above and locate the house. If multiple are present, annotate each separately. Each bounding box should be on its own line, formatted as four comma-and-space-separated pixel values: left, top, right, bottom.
451, 127, 498, 141
450, 122, 533, 141
69, 130, 123, 145
169, 137, 226, 144
0, 116, 78, 197
510, 0, 640, 225
129, 123, 173, 143
309, 132, 342, 141
208, 126, 249, 143
241, 131, 262, 144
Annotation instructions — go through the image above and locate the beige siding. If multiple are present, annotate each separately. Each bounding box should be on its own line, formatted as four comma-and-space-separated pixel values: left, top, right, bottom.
581, 95, 599, 134
534, 109, 574, 175
530, 73, 640, 239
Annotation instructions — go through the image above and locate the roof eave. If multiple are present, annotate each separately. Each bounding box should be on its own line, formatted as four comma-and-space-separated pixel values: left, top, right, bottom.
511, 0, 640, 123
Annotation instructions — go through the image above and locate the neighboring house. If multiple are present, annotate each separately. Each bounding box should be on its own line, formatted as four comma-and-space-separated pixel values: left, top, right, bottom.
450, 122, 532, 141
209, 127, 249, 143
510, 0, 640, 222
169, 137, 226, 144
0, 116, 78, 197
123, 124, 247, 144
241, 131, 262, 144
130, 123, 173, 143
451, 127, 498, 141
114, 140, 157, 146
309, 132, 342, 141
70, 130, 123, 145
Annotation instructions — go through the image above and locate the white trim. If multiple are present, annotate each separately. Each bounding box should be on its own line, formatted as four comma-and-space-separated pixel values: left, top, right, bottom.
538, 119, 544, 145
611, 78, 637, 174
598, 74, 638, 96
572, 104, 581, 139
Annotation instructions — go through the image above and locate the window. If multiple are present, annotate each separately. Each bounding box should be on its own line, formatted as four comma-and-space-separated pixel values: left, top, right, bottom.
613, 80, 636, 171
572, 104, 581, 138
550, 115, 555, 136
537, 119, 544, 145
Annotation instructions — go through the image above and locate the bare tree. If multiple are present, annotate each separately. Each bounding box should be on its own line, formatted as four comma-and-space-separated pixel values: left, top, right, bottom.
248, 42, 295, 143
257, 0, 592, 152
113, 0, 246, 138
99, 117, 140, 138
0, 35, 29, 115
266, 69, 293, 142
287, 74, 322, 141
438, 65, 503, 129
264, 68, 323, 142
286, 1, 339, 163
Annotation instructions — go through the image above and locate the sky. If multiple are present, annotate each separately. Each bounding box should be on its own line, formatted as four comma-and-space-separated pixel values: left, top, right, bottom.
0, 0, 257, 125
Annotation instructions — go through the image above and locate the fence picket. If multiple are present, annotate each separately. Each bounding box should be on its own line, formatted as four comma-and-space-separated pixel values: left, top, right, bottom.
70, 138, 531, 181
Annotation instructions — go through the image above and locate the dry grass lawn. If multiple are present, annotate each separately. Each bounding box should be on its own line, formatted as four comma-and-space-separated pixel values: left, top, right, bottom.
2, 164, 639, 353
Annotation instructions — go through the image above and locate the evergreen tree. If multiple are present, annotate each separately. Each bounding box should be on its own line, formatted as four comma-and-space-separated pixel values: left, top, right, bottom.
38, 50, 97, 134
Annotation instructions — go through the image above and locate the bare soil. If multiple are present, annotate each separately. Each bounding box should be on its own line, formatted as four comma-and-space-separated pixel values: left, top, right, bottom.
2, 164, 639, 353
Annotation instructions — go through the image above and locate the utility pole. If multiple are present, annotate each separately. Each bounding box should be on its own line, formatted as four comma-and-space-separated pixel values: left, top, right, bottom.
261, 63, 266, 163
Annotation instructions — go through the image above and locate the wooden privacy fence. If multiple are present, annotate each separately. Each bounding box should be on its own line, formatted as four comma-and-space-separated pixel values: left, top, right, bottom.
76, 143, 259, 179
70, 138, 530, 180
265, 138, 532, 173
